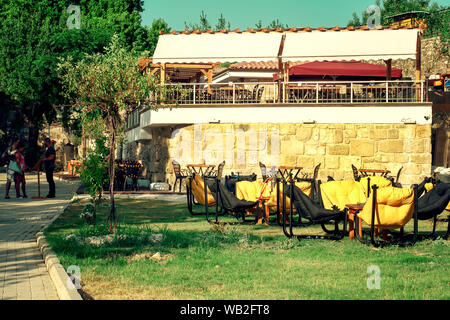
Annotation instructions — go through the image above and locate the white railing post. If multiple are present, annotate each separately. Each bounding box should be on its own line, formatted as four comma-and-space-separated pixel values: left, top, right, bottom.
233, 83, 235, 104
283, 82, 286, 103
420, 81, 424, 102
193, 84, 196, 104
316, 83, 319, 103
273, 83, 276, 103
386, 81, 389, 103
350, 82, 353, 103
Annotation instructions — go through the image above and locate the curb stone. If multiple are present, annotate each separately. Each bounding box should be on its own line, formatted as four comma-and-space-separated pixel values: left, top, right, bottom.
36, 232, 83, 300
35, 193, 83, 300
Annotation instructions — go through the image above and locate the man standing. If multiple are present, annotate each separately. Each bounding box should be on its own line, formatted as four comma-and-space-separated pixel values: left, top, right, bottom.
42, 138, 56, 198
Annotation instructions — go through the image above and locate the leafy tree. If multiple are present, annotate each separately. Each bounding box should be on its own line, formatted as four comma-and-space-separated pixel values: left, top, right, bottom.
0, 0, 152, 166
77, 135, 109, 224
145, 18, 171, 56
58, 35, 166, 233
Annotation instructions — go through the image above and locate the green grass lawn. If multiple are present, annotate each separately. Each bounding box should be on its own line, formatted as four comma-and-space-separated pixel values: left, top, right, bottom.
44, 198, 450, 300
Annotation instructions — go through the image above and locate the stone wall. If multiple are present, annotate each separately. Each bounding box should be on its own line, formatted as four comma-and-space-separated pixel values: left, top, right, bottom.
124, 123, 432, 189
41, 123, 77, 171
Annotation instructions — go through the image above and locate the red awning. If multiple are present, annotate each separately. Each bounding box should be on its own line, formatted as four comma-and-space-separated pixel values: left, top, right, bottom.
273, 61, 402, 80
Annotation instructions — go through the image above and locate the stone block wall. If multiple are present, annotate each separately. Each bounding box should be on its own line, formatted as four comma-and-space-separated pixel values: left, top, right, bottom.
124, 123, 432, 188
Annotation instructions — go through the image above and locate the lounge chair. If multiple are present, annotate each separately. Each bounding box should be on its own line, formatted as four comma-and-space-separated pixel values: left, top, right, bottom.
203, 176, 260, 225
282, 178, 348, 241
354, 184, 419, 247
417, 180, 450, 239
186, 173, 219, 215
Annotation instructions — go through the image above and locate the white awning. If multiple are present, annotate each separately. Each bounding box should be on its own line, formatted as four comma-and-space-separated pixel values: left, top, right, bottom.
282, 29, 419, 62
153, 33, 283, 64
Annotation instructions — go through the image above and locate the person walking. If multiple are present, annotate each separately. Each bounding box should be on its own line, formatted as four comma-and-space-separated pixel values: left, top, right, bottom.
14, 141, 27, 198
42, 138, 56, 198
4, 137, 20, 199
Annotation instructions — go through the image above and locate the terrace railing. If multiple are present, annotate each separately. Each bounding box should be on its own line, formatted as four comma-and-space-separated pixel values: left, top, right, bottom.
157, 80, 427, 105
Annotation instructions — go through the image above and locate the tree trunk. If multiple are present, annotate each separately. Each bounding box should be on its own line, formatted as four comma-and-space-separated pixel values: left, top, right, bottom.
106, 116, 117, 233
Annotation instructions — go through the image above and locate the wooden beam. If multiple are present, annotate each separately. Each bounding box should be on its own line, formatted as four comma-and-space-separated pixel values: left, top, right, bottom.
384, 59, 392, 81
160, 63, 166, 85
165, 63, 215, 69
277, 34, 286, 103
416, 31, 422, 100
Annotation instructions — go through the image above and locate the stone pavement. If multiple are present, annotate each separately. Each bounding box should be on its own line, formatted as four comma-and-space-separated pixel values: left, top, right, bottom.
0, 172, 79, 300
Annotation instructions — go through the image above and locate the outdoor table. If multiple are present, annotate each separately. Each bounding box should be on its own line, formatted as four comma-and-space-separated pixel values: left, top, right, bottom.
358, 168, 391, 177
277, 166, 303, 182
345, 203, 364, 240
186, 164, 216, 177
345, 203, 388, 241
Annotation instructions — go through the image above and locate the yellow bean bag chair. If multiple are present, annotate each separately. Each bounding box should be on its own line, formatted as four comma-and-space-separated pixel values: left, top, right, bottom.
235, 180, 312, 214
358, 186, 415, 229
186, 175, 215, 206
425, 183, 450, 211
320, 180, 366, 211
359, 176, 393, 197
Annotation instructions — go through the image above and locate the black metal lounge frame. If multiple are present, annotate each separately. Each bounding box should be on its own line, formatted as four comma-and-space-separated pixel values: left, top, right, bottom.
282, 177, 348, 241
354, 184, 419, 247
186, 174, 224, 216
203, 176, 260, 225
415, 179, 450, 240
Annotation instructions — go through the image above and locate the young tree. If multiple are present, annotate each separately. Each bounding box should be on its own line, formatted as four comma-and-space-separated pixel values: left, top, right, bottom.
58, 35, 164, 233
215, 13, 231, 31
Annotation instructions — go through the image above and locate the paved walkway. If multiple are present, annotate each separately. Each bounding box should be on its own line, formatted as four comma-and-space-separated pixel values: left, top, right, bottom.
0, 172, 79, 300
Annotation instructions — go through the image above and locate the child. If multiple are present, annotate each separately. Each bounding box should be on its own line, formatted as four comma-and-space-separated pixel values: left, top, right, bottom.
4, 138, 20, 199
14, 142, 27, 198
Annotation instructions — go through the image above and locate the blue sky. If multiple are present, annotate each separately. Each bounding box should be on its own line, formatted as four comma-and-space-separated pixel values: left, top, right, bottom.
141, 0, 449, 30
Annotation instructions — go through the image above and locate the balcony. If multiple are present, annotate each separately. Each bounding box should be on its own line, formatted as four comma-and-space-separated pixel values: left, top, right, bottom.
157, 80, 427, 105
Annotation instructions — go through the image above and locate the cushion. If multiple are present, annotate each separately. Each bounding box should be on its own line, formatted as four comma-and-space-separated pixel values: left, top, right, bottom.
359, 186, 415, 229
187, 175, 215, 206
320, 180, 366, 211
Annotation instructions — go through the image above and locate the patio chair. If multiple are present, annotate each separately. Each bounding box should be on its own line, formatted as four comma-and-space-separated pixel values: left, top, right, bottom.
351, 164, 361, 181
354, 184, 419, 247
259, 162, 268, 180
415, 180, 450, 239
123, 160, 142, 191
204, 176, 260, 225
386, 166, 403, 188
255, 86, 264, 103
224, 172, 257, 195
186, 173, 219, 215
282, 177, 348, 241
172, 160, 188, 193
210, 161, 225, 179
296, 163, 321, 202
250, 84, 260, 103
